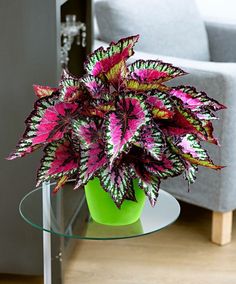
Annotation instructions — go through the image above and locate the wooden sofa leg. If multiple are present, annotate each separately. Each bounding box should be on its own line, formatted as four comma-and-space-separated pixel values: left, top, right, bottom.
211, 211, 233, 245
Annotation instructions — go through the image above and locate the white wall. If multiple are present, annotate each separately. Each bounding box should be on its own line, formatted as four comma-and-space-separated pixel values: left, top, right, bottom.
196, 0, 236, 23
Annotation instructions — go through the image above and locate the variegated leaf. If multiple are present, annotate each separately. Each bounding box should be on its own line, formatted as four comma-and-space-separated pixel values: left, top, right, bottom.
33, 85, 57, 98
104, 59, 128, 90
84, 35, 139, 77
59, 69, 83, 102
183, 160, 198, 184
134, 163, 160, 206
80, 74, 110, 100
128, 60, 186, 83
105, 94, 149, 164
126, 79, 169, 93
139, 178, 160, 207
99, 163, 133, 208
72, 118, 102, 147
60, 68, 80, 87
170, 86, 226, 111
138, 124, 164, 160
146, 91, 175, 119
169, 134, 223, 169
72, 118, 107, 188
195, 108, 218, 120
75, 140, 107, 189
84, 104, 115, 118
123, 182, 137, 201
200, 120, 219, 145
7, 94, 78, 160
170, 101, 208, 140
37, 139, 79, 186
144, 151, 185, 179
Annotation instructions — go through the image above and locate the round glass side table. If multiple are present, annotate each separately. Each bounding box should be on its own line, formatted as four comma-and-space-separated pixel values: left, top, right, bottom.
19, 181, 180, 284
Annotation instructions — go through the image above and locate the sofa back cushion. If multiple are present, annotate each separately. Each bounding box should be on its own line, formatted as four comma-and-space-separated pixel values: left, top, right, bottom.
95, 0, 210, 61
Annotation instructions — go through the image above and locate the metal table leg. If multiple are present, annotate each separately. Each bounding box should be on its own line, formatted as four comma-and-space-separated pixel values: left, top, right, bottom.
42, 181, 52, 284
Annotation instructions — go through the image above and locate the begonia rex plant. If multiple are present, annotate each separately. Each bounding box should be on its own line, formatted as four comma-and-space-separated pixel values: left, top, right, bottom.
8, 35, 225, 208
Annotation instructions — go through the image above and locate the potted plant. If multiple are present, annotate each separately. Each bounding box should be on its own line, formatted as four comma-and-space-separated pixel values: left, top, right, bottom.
8, 35, 225, 226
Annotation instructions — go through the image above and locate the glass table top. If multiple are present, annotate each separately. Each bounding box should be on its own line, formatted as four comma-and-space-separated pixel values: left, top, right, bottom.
19, 181, 180, 240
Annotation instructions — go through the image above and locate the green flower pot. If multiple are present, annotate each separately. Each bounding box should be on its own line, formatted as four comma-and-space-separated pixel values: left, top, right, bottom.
84, 177, 146, 226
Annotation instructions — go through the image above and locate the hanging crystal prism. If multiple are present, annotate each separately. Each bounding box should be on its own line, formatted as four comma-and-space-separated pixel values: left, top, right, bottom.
61, 14, 87, 67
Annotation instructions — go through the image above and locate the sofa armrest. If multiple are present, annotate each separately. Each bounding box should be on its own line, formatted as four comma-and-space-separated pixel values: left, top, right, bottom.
205, 21, 236, 63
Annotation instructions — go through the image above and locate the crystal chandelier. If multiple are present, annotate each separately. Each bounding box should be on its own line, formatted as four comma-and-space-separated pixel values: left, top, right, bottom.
61, 14, 86, 67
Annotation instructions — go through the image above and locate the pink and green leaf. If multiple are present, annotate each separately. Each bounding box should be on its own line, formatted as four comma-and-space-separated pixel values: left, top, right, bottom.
170, 102, 208, 139
75, 141, 107, 189
126, 79, 169, 93
7, 94, 78, 160
99, 164, 133, 208
123, 181, 137, 201
195, 109, 217, 120
80, 74, 110, 100
59, 69, 83, 102
72, 118, 103, 146
134, 163, 160, 206
81, 102, 115, 118
200, 120, 219, 145
37, 139, 79, 186
170, 86, 226, 111
72, 118, 107, 188
33, 85, 57, 99
104, 59, 128, 90
144, 152, 185, 179
84, 35, 139, 77
138, 124, 164, 160
60, 69, 80, 87
169, 134, 223, 169
183, 160, 198, 184
139, 177, 160, 207
105, 94, 149, 164
146, 91, 175, 119
128, 60, 187, 83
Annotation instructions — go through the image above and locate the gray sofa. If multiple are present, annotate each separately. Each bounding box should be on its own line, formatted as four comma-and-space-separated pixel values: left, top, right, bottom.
93, 0, 236, 245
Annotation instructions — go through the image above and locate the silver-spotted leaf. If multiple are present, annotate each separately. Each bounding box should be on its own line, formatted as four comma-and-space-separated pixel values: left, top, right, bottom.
134, 163, 160, 206
7, 94, 78, 160
33, 85, 57, 99
146, 91, 175, 119
37, 139, 79, 185
128, 60, 186, 83
72, 119, 107, 188
99, 164, 133, 208
105, 94, 149, 164
80, 74, 110, 100
144, 151, 185, 179
170, 86, 226, 111
169, 134, 223, 169
84, 35, 139, 78
138, 124, 164, 160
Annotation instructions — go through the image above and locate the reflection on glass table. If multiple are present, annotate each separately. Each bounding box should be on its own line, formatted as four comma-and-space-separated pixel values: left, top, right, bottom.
19, 181, 181, 240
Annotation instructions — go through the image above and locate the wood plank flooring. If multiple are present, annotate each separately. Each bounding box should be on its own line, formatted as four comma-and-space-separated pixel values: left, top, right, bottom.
1, 202, 235, 284
65, 202, 236, 284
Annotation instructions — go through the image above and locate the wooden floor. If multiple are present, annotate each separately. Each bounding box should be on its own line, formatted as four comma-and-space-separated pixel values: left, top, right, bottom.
65, 202, 236, 284
1, 202, 236, 284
